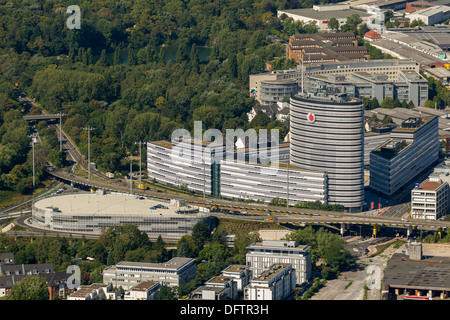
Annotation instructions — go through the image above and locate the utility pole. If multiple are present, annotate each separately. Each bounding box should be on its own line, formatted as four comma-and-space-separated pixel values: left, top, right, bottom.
134, 140, 144, 189
83, 126, 95, 180
31, 133, 36, 189
286, 162, 289, 209
130, 154, 133, 194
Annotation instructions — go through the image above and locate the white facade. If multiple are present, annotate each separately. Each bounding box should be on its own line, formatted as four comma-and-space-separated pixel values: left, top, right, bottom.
103, 258, 196, 290
220, 159, 327, 206
407, 5, 450, 26
244, 263, 296, 300
246, 240, 311, 284
290, 93, 365, 212
411, 179, 448, 220
67, 283, 119, 300
124, 281, 161, 300
148, 140, 223, 196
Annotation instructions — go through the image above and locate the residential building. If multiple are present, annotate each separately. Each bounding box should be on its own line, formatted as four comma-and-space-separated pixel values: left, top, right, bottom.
103, 258, 197, 290
221, 265, 252, 294
189, 276, 238, 300
411, 179, 448, 220
247, 102, 290, 122
370, 116, 440, 196
364, 30, 382, 41
0, 262, 53, 276
67, 283, 120, 300
0, 253, 14, 264
124, 281, 161, 300
278, 6, 372, 31
244, 263, 296, 300
246, 240, 311, 284
290, 92, 365, 212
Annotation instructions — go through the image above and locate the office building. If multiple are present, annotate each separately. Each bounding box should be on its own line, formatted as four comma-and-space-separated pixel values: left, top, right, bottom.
411, 179, 448, 220
246, 240, 311, 284
290, 92, 365, 212
220, 159, 327, 206
370, 116, 440, 196
147, 139, 224, 196
308, 69, 429, 107
148, 138, 327, 206
244, 263, 296, 300
249, 70, 300, 105
103, 258, 196, 290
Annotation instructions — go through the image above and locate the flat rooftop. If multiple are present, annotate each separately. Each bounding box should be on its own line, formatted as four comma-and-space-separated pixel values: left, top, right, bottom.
115, 257, 194, 271
279, 8, 371, 20
417, 180, 444, 190
384, 253, 450, 291
34, 193, 201, 217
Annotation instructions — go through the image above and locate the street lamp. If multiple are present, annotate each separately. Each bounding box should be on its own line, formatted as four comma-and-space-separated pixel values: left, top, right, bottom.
83, 126, 95, 180
134, 140, 145, 190
57, 112, 66, 152
28, 133, 37, 189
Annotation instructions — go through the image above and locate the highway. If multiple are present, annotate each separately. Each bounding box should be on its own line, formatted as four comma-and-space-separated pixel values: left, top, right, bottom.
11, 92, 450, 239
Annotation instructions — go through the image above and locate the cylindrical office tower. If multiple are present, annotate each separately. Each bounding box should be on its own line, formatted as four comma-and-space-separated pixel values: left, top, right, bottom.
290, 93, 364, 212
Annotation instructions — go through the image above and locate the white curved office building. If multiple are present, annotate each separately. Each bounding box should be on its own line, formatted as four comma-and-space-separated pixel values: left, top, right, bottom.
290, 93, 365, 212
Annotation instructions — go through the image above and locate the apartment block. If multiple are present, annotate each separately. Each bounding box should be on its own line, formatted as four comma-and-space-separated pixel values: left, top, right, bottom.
246, 240, 311, 284
244, 263, 296, 300
124, 281, 161, 300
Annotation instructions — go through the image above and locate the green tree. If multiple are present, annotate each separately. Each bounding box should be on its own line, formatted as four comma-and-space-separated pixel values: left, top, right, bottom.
327, 17, 340, 32
5, 276, 49, 300
96, 49, 107, 67
157, 284, 177, 300
113, 47, 121, 66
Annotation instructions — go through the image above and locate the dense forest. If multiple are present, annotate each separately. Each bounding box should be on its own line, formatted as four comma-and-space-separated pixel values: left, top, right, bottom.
0, 0, 342, 180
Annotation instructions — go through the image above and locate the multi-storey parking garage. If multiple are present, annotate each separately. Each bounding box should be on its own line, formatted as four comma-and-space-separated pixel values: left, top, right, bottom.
31, 192, 212, 239
290, 93, 365, 212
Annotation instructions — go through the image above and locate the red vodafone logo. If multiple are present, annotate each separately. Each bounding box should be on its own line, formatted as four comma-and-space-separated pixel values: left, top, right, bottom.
307, 113, 316, 123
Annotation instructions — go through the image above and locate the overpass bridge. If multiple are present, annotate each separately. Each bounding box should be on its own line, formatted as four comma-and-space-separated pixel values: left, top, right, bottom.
45, 168, 450, 240
23, 114, 61, 121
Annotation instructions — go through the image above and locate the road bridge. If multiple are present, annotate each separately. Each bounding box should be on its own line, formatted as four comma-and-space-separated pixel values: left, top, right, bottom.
23, 114, 61, 121
45, 168, 450, 239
